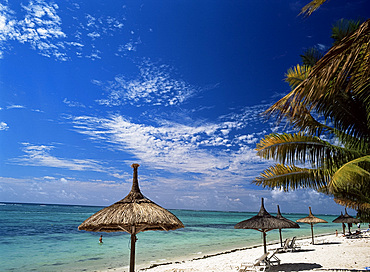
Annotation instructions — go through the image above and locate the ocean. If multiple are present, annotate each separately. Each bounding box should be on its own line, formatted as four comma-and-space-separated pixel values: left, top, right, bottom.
0, 202, 340, 272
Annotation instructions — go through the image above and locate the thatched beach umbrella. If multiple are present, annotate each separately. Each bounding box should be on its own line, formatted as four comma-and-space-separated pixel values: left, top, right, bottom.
235, 198, 299, 254
332, 211, 346, 235
78, 164, 184, 272
332, 208, 360, 235
296, 207, 327, 245
276, 205, 300, 247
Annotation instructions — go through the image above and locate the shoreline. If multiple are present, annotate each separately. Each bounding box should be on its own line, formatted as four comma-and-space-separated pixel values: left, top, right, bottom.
103, 231, 370, 272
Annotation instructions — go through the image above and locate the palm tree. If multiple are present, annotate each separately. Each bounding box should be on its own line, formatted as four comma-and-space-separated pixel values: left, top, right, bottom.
253, 19, 370, 219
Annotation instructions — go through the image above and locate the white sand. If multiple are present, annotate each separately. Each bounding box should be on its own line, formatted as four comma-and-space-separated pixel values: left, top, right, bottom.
135, 232, 370, 272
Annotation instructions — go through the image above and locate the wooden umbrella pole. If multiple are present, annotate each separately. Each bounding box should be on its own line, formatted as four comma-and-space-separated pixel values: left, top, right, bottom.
130, 226, 137, 272
311, 223, 314, 245
279, 229, 283, 247
263, 231, 267, 254
342, 223, 345, 235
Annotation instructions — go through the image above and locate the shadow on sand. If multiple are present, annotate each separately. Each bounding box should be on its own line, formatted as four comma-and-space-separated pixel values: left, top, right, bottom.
314, 241, 341, 245
270, 263, 322, 271
282, 248, 315, 253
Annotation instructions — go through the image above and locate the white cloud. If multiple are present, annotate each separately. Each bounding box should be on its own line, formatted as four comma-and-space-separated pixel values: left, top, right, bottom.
0, 1, 129, 60
316, 43, 328, 51
269, 187, 339, 213
63, 98, 85, 108
0, 1, 68, 60
6, 104, 25, 109
10, 143, 122, 177
0, 121, 9, 130
97, 59, 198, 107
70, 113, 267, 188
0, 176, 133, 206
60, 177, 68, 183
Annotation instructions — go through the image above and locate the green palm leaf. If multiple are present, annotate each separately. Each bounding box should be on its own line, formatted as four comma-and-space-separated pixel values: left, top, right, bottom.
333, 184, 370, 211
330, 156, 370, 190
331, 19, 362, 45
300, 48, 324, 66
256, 133, 360, 168
264, 94, 333, 135
292, 20, 370, 141
253, 164, 330, 191
285, 64, 311, 89
254, 19, 370, 216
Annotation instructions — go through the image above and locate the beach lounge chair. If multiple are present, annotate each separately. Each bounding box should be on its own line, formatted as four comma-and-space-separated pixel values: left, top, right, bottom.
286, 236, 301, 252
274, 238, 291, 253
346, 232, 363, 239
238, 252, 270, 272
266, 249, 281, 266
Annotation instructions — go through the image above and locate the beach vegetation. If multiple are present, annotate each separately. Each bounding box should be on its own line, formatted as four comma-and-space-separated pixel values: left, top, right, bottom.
253, 19, 370, 221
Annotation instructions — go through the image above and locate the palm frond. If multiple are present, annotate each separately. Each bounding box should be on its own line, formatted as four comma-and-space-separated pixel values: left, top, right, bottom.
332, 127, 370, 152
256, 133, 360, 168
300, 48, 324, 66
318, 87, 370, 145
333, 189, 370, 211
253, 164, 330, 191
254, 19, 370, 213
330, 156, 370, 191
331, 19, 362, 45
273, 20, 370, 142
292, 20, 370, 139
263, 91, 334, 135
285, 64, 311, 89
329, 156, 370, 211
355, 208, 370, 221
299, 0, 328, 17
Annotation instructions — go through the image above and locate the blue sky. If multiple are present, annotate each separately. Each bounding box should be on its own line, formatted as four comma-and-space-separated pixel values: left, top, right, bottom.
0, 0, 368, 214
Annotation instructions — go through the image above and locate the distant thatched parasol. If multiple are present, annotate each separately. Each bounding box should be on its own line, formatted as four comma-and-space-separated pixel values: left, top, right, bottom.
332, 211, 346, 235
78, 164, 184, 272
332, 208, 360, 235
296, 207, 327, 245
276, 205, 300, 247
235, 198, 299, 254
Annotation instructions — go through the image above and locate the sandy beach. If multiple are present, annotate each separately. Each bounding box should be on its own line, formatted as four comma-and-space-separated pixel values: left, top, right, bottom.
122, 232, 370, 272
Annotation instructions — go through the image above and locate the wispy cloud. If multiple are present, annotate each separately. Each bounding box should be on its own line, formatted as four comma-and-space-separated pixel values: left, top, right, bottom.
63, 98, 86, 108
6, 104, 25, 109
96, 59, 199, 107
0, 0, 67, 60
10, 143, 123, 178
0, 176, 132, 205
0, 121, 9, 130
0, 1, 130, 60
0, 175, 343, 212
69, 109, 271, 188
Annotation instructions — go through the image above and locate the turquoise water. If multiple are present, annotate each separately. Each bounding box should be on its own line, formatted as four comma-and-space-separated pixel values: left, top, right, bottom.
0, 203, 340, 272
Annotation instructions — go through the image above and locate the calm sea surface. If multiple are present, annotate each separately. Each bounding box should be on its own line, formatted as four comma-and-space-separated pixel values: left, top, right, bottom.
0, 203, 340, 272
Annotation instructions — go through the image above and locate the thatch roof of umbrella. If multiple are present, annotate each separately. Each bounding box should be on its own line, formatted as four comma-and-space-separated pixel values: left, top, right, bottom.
332, 211, 344, 223
297, 207, 328, 224
297, 207, 327, 244
79, 163, 184, 233
78, 164, 184, 272
235, 198, 298, 254
333, 211, 346, 235
235, 199, 298, 231
332, 208, 359, 235
276, 205, 300, 246
332, 208, 360, 224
